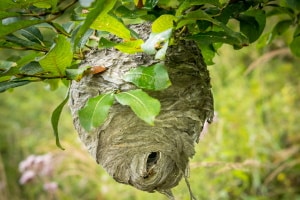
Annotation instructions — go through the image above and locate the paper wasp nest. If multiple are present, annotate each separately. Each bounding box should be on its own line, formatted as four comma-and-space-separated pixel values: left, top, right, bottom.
69, 23, 214, 198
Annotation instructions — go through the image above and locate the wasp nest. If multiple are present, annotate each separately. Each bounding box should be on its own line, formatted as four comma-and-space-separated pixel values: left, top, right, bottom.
69, 23, 214, 199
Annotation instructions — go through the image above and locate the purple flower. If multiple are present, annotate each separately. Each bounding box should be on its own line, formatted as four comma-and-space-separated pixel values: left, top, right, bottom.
43, 182, 58, 193
19, 170, 36, 185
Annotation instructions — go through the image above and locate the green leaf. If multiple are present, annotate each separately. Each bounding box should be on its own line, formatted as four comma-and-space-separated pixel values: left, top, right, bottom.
78, 93, 115, 132
115, 6, 148, 19
0, 80, 30, 92
77, 29, 94, 48
294, 25, 300, 38
39, 35, 73, 76
0, 0, 58, 11
51, 91, 69, 150
18, 26, 44, 45
141, 28, 172, 55
33, 1, 56, 9
272, 20, 293, 36
0, 60, 17, 72
98, 37, 117, 48
5, 34, 47, 51
188, 31, 248, 48
19, 62, 43, 75
115, 89, 160, 125
91, 14, 131, 39
176, 0, 220, 16
289, 36, 300, 57
286, 0, 300, 10
115, 39, 144, 53
0, 11, 20, 20
176, 8, 249, 47
144, 0, 159, 9
74, 0, 116, 48
196, 42, 216, 65
65, 65, 91, 81
17, 51, 44, 67
238, 9, 266, 43
0, 19, 43, 38
123, 63, 171, 90
152, 14, 177, 33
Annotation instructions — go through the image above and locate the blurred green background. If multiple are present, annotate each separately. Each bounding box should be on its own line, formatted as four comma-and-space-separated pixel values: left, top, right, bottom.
1, 39, 300, 200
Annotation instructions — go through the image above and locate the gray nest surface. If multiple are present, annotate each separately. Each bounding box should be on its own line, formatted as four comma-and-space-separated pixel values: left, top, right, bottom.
69, 22, 214, 198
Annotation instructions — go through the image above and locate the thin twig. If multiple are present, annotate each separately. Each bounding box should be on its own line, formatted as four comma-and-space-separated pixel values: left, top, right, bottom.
244, 48, 291, 75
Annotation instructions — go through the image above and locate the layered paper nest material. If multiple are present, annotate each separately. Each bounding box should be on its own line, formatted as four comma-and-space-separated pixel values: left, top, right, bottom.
69, 23, 214, 199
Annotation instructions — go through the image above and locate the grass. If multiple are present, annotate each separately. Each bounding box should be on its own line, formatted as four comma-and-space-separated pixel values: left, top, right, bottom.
0, 43, 299, 200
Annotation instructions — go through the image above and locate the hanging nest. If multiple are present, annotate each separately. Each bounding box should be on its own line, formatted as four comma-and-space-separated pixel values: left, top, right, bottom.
69, 22, 214, 199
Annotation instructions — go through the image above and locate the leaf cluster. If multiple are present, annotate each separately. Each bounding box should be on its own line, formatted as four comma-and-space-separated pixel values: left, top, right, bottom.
0, 0, 299, 148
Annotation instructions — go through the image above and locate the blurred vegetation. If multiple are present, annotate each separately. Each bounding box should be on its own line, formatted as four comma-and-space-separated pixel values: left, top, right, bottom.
1, 38, 300, 199
1, 0, 300, 199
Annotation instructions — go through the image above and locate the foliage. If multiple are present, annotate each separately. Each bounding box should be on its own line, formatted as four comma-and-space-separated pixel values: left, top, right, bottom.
0, 44, 299, 199
0, 0, 299, 149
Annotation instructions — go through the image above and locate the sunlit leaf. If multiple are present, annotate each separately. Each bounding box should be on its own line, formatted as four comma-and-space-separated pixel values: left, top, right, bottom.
152, 14, 177, 33
123, 63, 171, 90
91, 14, 131, 39
74, 0, 116, 48
39, 35, 73, 76
78, 93, 115, 132
115, 39, 144, 53
115, 89, 160, 125
51, 91, 69, 150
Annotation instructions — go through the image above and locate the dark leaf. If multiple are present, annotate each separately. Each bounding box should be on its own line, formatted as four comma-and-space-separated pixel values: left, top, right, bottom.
144, 0, 159, 9
5, 34, 47, 51
19, 26, 43, 44
0, 80, 30, 92
51, 91, 69, 150
286, 0, 300, 10
188, 31, 248, 48
19, 62, 43, 75
289, 36, 300, 57
238, 9, 266, 43
0, 19, 43, 38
